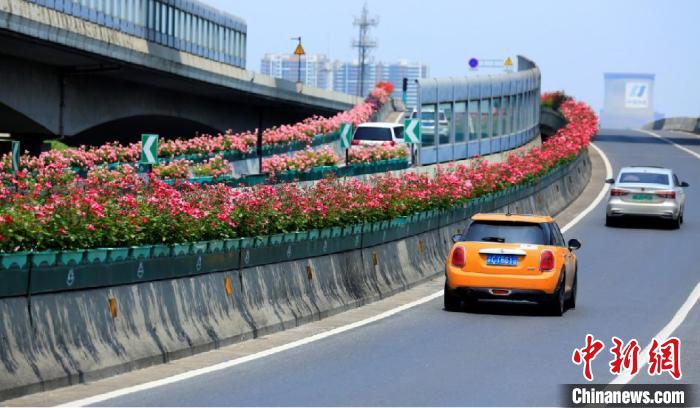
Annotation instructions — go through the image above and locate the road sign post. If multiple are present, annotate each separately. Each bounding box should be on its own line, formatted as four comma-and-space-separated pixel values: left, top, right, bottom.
403, 118, 421, 166
139, 134, 159, 173
339, 122, 353, 166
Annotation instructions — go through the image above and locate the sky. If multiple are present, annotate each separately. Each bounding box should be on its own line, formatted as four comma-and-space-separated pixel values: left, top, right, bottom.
202, 0, 700, 116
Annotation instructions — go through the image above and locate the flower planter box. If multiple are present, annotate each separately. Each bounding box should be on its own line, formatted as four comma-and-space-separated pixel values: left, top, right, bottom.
254, 236, 270, 248
31, 250, 59, 267
283, 233, 297, 243
223, 238, 242, 252
1, 252, 29, 270
190, 176, 214, 184
239, 237, 255, 249
308, 229, 320, 240
390, 216, 408, 227
352, 224, 364, 235
208, 240, 225, 253
129, 246, 152, 260
152, 244, 171, 258
60, 249, 85, 265
293, 231, 308, 242
269, 233, 285, 246
192, 242, 208, 254
330, 227, 342, 238
87, 248, 109, 264
107, 247, 130, 262
172, 243, 192, 256
319, 228, 332, 239
342, 226, 355, 237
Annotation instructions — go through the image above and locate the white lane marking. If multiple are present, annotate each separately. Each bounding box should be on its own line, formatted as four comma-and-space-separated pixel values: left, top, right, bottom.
560, 142, 613, 233
640, 130, 700, 160
62, 141, 613, 406
610, 282, 700, 385
62, 291, 444, 407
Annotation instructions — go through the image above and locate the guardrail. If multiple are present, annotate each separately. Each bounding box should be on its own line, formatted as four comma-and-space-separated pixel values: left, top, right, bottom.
0, 153, 586, 298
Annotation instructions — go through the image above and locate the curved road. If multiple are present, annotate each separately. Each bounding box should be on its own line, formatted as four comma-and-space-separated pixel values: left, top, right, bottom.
93, 129, 700, 406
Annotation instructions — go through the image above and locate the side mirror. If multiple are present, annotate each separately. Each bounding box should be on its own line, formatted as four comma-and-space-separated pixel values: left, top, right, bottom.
568, 238, 582, 251
680, 181, 689, 187
605, 178, 615, 184
452, 234, 462, 243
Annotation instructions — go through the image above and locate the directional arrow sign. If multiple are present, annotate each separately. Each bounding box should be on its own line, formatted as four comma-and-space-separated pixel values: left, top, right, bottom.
140, 134, 159, 164
403, 119, 421, 144
339, 123, 353, 149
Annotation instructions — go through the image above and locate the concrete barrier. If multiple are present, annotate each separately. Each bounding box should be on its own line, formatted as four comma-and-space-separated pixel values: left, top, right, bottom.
0, 151, 591, 402
643, 117, 700, 134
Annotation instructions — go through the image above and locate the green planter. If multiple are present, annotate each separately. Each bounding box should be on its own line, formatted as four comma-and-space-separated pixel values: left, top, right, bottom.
330, 226, 342, 238
294, 231, 309, 242
31, 250, 59, 267
342, 226, 355, 237
129, 246, 152, 260
352, 224, 364, 235
1, 252, 29, 270
390, 216, 408, 227
208, 240, 225, 253
192, 241, 208, 254
269, 233, 284, 246
108, 247, 130, 262
362, 223, 373, 233
283, 233, 297, 243
308, 229, 320, 240
190, 176, 213, 184
60, 250, 85, 266
320, 228, 332, 239
240, 237, 255, 249
172, 243, 192, 256
224, 238, 242, 252
255, 236, 270, 248
152, 244, 170, 258
87, 248, 109, 264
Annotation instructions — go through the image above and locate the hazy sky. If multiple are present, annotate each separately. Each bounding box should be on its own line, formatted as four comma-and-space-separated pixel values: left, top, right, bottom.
202, 0, 700, 116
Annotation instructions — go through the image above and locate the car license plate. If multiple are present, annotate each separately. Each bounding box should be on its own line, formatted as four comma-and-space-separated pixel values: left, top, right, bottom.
632, 194, 652, 201
486, 255, 518, 266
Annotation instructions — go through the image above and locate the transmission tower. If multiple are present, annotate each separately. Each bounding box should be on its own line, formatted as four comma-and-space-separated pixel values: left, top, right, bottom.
352, 3, 378, 97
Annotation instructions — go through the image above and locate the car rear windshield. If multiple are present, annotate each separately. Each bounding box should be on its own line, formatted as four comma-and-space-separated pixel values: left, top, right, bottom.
462, 221, 547, 245
618, 172, 670, 185
353, 127, 393, 141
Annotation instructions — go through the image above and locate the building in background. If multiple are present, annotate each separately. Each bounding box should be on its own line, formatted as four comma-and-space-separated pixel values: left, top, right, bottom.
260, 53, 333, 89
261, 55, 429, 107
600, 73, 661, 129
380, 60, 429, 110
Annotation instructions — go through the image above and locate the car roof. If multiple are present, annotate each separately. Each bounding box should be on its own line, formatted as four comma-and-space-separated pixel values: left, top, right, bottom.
356, 122, 402, 129
619, 166, 672, 175
471, 213, 553, 223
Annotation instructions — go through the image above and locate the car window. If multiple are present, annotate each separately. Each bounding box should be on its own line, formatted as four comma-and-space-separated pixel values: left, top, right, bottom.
353, 127, 393, 141
462, 221, 547, 245
550, 223, 565, 246
618, 172, 670, 186
393, 126, 404, 139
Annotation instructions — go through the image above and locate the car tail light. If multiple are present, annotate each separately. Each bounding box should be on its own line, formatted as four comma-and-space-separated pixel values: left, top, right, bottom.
610, 188, 628, 197
539, 250, 554, 271
351, 139, 360, 145
656, 191, 676, 199
451, 247, 466, 267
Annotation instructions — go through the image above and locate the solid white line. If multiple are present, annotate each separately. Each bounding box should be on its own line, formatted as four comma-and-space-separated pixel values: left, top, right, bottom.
560, 142, 613, 233
610, 282, 700, 385
62, 140, 614, 406
640, 129, 700, 160
61, 290, 444, 407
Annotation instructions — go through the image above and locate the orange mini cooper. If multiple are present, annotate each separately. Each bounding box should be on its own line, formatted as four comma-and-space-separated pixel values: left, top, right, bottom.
444, 213, 581, 316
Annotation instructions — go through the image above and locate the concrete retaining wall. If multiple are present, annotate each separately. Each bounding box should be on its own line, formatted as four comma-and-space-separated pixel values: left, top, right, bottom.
0, 151, 591, 402
643, 117, 700, 134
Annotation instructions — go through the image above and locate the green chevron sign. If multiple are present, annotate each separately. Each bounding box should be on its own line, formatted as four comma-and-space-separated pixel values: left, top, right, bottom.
403, 119, 421, 144
140, 134, 159, 164
339, 123, 353, 149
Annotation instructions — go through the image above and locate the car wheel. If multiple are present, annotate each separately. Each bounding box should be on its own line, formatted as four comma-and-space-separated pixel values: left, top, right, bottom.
565, 269, 577, 310
444, 283, 461, 312
547, 272, 566, 316
670, 216, 681, 230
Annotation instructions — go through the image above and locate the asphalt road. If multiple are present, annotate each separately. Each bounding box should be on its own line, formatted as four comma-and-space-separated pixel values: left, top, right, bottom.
96, 129, 700, 406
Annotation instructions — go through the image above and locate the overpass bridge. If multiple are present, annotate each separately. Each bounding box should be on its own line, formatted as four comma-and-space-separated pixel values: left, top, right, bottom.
0, 0, 360, 150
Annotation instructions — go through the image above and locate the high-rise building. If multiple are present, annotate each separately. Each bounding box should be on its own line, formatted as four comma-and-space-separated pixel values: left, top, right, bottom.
260, 53, 333, 89
332, 60, 380, 98
380, 60, 429, 110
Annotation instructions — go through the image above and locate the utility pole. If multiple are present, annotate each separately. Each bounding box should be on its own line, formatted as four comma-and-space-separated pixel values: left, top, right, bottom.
352, 3, 378, 97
